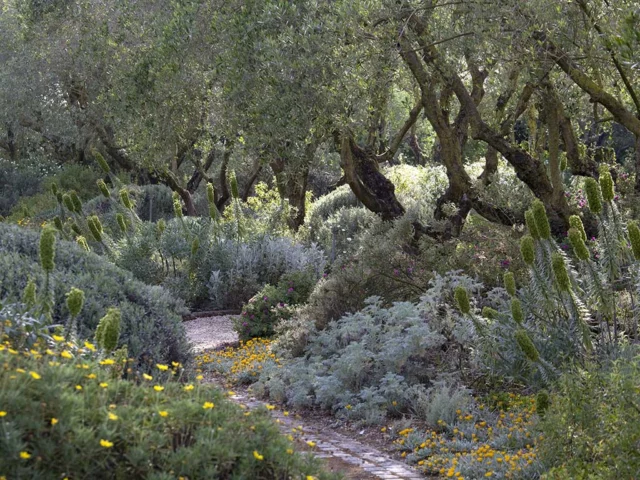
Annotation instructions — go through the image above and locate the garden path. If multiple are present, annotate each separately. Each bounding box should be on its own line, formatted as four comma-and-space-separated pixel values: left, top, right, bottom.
184, 315, 427, 480
185, 315, 238, 352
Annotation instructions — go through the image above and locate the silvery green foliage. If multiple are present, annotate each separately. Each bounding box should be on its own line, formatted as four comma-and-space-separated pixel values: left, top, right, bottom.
0, 302, 51, 351
407, 381, 472, 426
303, 184, 374, 257
82, 184, 174, 235
307, 206, 375, 259
0, 224, 190, 368
418, 271, 485, 348
137, 184, 176, 221
158, 216, 208, 260
255, 273, 478, 425
206, 236, 326, 309
114, 221, 165, 284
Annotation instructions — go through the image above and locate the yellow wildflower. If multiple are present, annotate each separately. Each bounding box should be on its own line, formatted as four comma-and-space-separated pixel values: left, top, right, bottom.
51, 418, 58, 425
143, 373, 153, 381
183, 384, 195, 391
100, 439, 114, 448
203, 402, 215, 410
153, 385, 164, 392
108, 412, 118, 421
60, 350, 73, 359
253, 450, 264, 461
158, 411, 169, 417
20, 451, 31, 459
156, 364, 169, 371
29, 371, 41, 380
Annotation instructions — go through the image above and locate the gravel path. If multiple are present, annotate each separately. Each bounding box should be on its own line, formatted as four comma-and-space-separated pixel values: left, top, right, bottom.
185, 315, 238, 352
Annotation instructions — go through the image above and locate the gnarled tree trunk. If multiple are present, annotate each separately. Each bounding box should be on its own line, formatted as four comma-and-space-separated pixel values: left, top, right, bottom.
340, 135, 405, 221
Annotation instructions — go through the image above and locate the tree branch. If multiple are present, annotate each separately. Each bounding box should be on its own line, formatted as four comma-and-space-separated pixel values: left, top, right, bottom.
377, 99, 423, 162
533, 30, 640, 137
574, 0, 640, 116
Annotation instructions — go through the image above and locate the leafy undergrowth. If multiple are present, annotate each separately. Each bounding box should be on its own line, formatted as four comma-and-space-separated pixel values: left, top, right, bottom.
0, 334, 337, 479
394, 393, 542, 479
199, 340, 544, 479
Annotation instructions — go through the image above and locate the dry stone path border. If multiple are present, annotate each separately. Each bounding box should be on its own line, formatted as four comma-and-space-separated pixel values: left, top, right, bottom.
185, 314, 426, 479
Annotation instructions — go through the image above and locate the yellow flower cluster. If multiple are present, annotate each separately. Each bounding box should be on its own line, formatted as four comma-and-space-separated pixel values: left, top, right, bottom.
1, 332, 315, 475
394, 394, 541, 479
195, 338, 281, 379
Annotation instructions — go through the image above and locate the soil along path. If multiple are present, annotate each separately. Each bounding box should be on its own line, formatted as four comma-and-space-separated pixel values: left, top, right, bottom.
184, 315, 425, 480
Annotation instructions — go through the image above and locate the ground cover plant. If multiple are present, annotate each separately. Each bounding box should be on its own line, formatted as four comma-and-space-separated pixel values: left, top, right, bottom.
0, 307, 337, 480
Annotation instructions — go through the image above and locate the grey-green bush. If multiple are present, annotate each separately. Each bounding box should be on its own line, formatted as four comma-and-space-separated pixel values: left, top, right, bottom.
0, 223, 190, 368
251, 273, 482, 425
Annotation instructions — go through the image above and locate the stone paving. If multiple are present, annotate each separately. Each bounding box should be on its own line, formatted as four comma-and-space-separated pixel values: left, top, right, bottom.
228, 390, 426, 480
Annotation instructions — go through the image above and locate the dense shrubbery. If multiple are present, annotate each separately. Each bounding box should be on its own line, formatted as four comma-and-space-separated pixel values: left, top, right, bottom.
0, 158, 48, 216
0, 223, 191, 368
235, 270, 317, 341
205, 236, 325, 310
538, 350, 640, 479
468, 170, 640, 388
25, 174, 326, 310
0, 311, 336, 480
275, 215, 523, 357
4, 164, 102, 221
251, 273, 482, 425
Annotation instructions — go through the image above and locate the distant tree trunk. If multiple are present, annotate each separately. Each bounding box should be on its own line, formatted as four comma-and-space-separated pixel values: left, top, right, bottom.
186, 149, 216, 193
3, 124, 17, 161
482, 146, 499, 184
214, 148, 232, 212
636, 136, 640, 192
161, 169, 197, 216
546, 92, 564, 207
407, 130, 424, 165
270, 145, 313, 231
339, 135, 405, 221
242, 158, 263, 202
